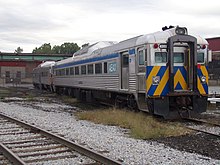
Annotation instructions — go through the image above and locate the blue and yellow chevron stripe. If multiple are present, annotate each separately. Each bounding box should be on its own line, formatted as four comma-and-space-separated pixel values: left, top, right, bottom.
146, 65, 209, 97
197, 65, 208, 95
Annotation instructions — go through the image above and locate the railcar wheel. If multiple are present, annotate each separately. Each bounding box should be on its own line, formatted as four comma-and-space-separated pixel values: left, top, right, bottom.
127, 95, 138, 111
114, 95, 124, 108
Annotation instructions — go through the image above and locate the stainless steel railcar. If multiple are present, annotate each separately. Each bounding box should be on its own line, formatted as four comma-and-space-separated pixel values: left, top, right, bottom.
33, 26, 210, 119
33, 61, 55, 91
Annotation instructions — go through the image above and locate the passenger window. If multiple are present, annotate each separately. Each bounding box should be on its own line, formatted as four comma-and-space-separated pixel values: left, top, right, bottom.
66, 68, 69, 75
61, 69, 65, 76
95, 63, 102, 74
70, 67, 74, 75
155, 52, 167, 63
75, 66, 79, 75
104, 62, 107, 73
81, 65, 86, 75
88, 64, 94, 74
122, 54, 129, 67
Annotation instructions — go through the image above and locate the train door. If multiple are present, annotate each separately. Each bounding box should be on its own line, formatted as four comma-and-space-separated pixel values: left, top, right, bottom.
121, 52, 129, 89
137, 48, 146, 92
167, 35, 197, 93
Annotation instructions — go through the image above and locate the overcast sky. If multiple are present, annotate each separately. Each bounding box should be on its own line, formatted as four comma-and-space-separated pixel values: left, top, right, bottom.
0, 0, 220, 53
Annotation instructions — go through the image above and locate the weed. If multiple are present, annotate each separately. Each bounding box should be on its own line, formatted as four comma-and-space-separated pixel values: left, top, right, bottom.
75, 108, 190, 139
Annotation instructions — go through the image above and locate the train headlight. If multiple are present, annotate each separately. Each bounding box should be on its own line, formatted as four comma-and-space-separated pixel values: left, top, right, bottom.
200, 76, 206, 84
152, 76, 160, 85
175, 26, 187, 35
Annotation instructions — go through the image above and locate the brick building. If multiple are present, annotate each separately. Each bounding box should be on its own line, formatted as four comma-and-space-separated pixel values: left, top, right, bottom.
206, 37, 220, 80
0, 53, 72, 83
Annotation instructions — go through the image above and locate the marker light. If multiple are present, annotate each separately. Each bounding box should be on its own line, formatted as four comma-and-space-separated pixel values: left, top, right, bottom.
152, 76, 160, 85
202, 45, 206, 49
200, 76, 206, 84
153, 43, 159, 49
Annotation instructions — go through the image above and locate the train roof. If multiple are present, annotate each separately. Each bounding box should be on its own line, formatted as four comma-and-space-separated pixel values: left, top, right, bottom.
137, 27, 208, 45
54, 26, 208, 67
39, 61, 55, 68
73, 41, 117, 57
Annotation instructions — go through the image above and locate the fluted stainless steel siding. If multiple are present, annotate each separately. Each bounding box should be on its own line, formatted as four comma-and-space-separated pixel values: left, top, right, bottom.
54, 74, 120, 91
129, 74, 136, 92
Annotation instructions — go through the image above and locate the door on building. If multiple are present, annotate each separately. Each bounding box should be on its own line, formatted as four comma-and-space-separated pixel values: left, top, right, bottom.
16, 71, 21, 84
5, 71, 10, 83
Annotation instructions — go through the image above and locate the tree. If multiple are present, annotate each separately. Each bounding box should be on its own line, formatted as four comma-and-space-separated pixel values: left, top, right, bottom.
33, 42, 80, 54
15, 47, 23, 53
32, 43, 52, 54
60, 42, 80, 54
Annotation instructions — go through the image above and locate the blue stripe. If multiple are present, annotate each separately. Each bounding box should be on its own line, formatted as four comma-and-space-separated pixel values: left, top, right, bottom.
146, 66, 153, 78
161, 81, 169, 96
174, 66, 187, 82
197, 68, 203, 77
156, 66, 166, 77
129, 49, 135, 55
148, 83, 158, 96
147, 66, 167, 96
54, 53, 119, 69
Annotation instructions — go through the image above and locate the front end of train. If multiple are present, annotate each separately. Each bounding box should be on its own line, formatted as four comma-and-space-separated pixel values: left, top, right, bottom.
146, 26, 209, 119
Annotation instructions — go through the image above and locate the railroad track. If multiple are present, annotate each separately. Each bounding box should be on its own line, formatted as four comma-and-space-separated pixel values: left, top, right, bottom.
0, 113, 122, 165
183, 117, 220, 138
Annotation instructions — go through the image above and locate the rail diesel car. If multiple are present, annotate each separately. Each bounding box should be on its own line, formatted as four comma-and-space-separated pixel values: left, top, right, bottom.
33, 26, 210, 119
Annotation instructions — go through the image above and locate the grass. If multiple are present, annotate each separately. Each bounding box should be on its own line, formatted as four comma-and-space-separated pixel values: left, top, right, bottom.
75, 108, 190, 139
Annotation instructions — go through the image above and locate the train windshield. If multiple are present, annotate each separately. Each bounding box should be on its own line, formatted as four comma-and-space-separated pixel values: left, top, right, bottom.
155, 52, 184, 63
197, 52, 204, 63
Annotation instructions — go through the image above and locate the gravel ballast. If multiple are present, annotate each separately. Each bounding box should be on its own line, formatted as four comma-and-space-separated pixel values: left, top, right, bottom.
0, 101, 219, 165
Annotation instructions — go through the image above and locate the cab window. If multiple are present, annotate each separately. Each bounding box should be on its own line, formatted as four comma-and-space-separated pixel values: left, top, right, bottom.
155, 52, 167, 63
198, 53, 204, 63
155, 52, 184, 63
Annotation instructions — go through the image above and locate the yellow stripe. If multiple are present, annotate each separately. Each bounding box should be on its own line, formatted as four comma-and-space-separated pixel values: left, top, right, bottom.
174, 69, 187, 90
146, 66, 160, 93
197, 76, 206, 94
154, 67, 169, 96
200, 66, 208, 84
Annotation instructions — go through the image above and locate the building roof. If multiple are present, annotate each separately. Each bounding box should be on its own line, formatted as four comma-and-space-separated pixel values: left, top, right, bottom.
0, 53, 72, 61
206, 37, 220, 51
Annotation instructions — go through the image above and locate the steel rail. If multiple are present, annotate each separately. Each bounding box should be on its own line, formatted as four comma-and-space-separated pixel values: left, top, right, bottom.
183, 118, 220, 138
184, 126, 220, 138
0, 112, 122, 165
0, 143, 26, 165
184, 117, 220, 127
